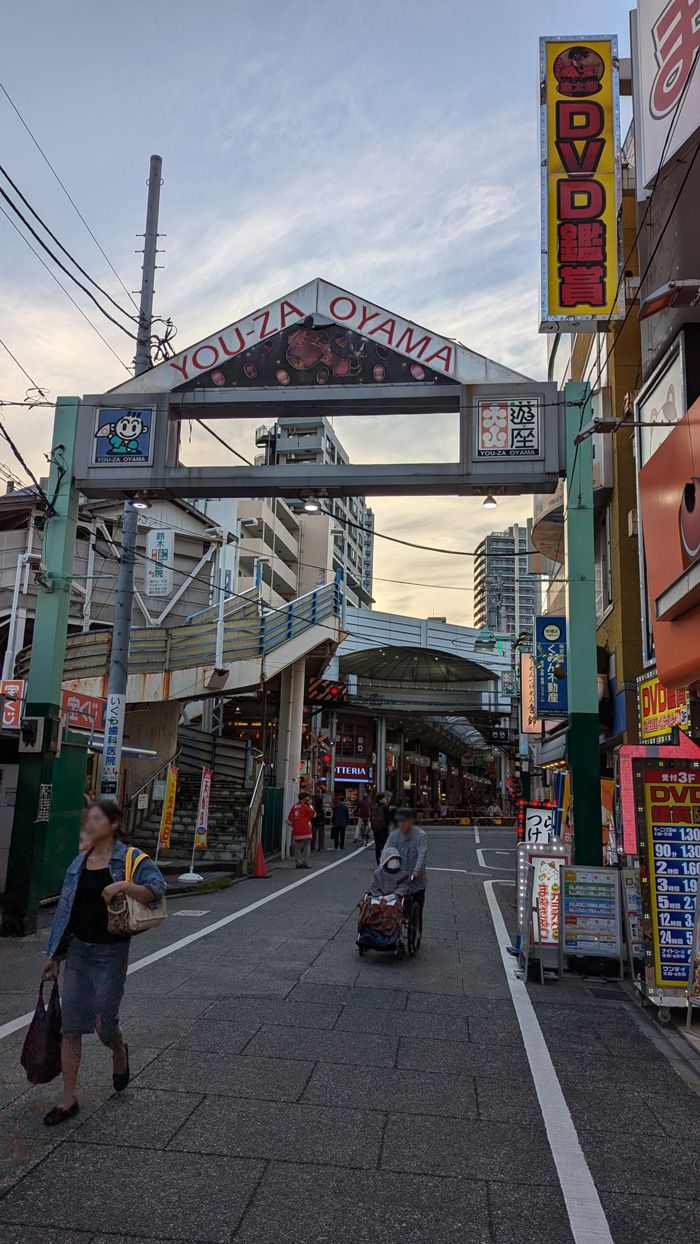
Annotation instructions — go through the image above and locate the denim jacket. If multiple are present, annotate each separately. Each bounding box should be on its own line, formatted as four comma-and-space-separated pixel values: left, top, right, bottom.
47, 840, 166, 959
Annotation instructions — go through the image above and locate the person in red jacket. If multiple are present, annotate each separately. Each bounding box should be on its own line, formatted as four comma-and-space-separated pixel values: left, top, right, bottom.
287, 795, 314, 869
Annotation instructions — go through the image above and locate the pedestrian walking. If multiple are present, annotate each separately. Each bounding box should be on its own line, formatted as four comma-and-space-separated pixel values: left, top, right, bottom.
385, 807, 428, 931
331, 792, 350, 849
311, 792, 325, 852
371, 791, 392, 864
41, 800, 166, 1127
287, 795, 314, 868
355, 793, 371, 844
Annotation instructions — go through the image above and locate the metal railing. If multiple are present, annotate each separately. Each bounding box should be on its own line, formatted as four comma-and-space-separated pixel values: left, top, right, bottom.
244, 751, 265, 873
125, 748, 180, 840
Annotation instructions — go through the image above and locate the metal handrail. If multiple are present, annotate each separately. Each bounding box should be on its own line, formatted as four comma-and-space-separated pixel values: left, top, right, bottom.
244, 754, 266, 873
125, 748, 180, 840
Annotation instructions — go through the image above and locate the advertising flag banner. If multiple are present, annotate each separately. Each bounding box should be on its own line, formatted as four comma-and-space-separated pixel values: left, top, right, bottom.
540, 36, 623, 329
535, 616, 568, 717
145, 527, 174, 597
158, 766, 178, 850
194, 768, 213, 848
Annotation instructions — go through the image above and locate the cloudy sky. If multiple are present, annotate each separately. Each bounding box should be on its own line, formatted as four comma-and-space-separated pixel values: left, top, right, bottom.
1, 0, 632, 624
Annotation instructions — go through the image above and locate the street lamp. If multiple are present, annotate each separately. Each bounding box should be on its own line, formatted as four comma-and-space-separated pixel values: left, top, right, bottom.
482, 494, 497, 509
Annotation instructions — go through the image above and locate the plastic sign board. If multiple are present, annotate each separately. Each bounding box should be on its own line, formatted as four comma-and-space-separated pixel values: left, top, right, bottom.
517, 840, 570, 938
520, 653, 541, 734
637, 668, 689, 743
92, 407, 155, 466
632, 0, 700, 191
636, 760, 700, 989
535, 616, 568, 718
335, 763, 369, 783
524, 804, 555, 844
60, 690, 106, 732
0, 679, 25, 728
561, 866, 622, 958
539, 36, 623, 330
101, 693, 125, 797
145, 527, 174, 597
474, 397, 541, 460
194, 768, 213, 848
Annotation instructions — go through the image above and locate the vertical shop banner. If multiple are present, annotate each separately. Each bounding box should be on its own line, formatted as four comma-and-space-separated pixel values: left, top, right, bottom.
540, 36, 622, 329
520, 653, 541, 734
561, 866, 622, 960
0, 679, 25, 728
633, 0, 700, 190
535, 616, 568, 717
637, 762, 700, 989
194, 768, 213, 848
101, 692, 125, 797
516, 840, 570, 939
145, 527, 174, 597
158, 765, 178, 850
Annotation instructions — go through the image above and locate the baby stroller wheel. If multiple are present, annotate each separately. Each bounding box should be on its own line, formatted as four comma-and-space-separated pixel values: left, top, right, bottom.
407, 902, 422, 957
395, 941, 405, 960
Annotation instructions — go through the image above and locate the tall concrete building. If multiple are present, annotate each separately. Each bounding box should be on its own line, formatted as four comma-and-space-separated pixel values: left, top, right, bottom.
255, 416, 374, 608
473, 522, 540, 644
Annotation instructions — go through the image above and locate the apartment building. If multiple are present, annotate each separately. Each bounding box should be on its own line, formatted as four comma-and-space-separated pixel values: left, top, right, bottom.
473, 522, 540, 644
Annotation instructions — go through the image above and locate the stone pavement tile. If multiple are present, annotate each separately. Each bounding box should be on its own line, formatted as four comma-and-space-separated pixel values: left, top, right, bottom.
285, 982, 352, 1007
135, 1047, 314, 1101
0, 1080, 113, 1141
0, 1134, 61, 1197
555, 1051, 691, 1095
335, 1006, 470, 1041
0, 1230, 92, 1244
233, 1161, 491, 1244
459, 971, 510, 999
398, 1034, 529, 1078
71, 1039, 162, 1086
466, 1013, 522, 1046
204, 997, 343, 1030
344, 986, 408, 1010
170, 1018, 263, 1054
244, 1024, 399, 1067
578, 1131, 700, 1197
601, 1192, 700, 1244
408, 993, 514, 1019
561, 1085, 669, 1137
0, 992, 38, 1024
299, 961, 361, 986
475, 1073, 542, 1125
123, 966, 193, 995
353, 966, 414, 990
646, 1087, 700, 1136
487, 1182, 574, 1243
0, 1144, 264, 1242
382, 1114, 557, 1185
68, 1086, 203, 1148
174, 974, 293, 998
169, 1093, 385, 1169
118, 995, 215, 1023
302, 1063, 478, 1119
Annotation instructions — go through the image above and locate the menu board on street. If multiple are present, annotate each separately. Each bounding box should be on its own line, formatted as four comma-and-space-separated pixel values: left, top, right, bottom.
561, 867, 622, 963
636, 762, 700, 991
516, 841, 570, 965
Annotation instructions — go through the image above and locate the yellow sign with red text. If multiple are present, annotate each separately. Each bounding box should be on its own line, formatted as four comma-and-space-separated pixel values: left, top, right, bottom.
158, 766, 178, 850
637, 671, 689, 743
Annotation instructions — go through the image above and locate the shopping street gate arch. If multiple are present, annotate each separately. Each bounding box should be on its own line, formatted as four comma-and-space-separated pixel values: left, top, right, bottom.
72, 277, 566, 500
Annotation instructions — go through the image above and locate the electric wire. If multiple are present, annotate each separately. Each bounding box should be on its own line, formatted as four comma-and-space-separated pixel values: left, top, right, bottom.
0, 336, 47, 396
0, 80, 139, 312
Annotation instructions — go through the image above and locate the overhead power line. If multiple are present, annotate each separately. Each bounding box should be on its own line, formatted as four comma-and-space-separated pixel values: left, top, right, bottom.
0, 335, 47, 396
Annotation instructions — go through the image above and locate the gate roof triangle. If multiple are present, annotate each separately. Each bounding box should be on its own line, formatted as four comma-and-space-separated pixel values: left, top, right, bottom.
109, 277, 532, 395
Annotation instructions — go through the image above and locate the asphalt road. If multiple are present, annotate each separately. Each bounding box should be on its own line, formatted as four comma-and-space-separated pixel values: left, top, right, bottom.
0, 826, 698, 1243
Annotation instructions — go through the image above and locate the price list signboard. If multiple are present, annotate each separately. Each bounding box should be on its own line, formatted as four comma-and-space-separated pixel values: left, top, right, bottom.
636, 762, 700, 991
560, 867, 623, 978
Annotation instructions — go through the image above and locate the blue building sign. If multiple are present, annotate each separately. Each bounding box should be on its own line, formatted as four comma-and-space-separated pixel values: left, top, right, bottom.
535, 615, 568, 718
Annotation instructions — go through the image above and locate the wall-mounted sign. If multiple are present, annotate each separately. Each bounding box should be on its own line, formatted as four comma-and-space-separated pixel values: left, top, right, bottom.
101, 692, 125, 798
636, 761, 700, 989
522, 803, 556, 844
560, 865, 622, 960
632, 0, 700, 191
60, 690, 106, 732
145, 527, 174, 597
335, 762, 369, 783
540, 36, 622, 330
535, 615, 568, 718
475, 397, 541, 460
637, 668, 689, 742
520, 653, 541, 734
92, 407, 155, 466
0, 679, 25, 729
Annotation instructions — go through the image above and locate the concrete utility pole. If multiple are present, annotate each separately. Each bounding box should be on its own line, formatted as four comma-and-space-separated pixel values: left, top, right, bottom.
100, 154, 162, 799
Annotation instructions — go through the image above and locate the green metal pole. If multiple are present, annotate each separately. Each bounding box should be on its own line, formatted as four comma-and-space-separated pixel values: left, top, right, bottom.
1, 397, 80, 936
564, 381, 601, 865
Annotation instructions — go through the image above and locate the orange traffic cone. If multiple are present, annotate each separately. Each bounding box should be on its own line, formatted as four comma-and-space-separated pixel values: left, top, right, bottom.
253, 842, 269, 878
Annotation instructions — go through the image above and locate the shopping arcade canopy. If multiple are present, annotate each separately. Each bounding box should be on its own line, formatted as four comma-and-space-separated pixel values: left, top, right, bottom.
72, 277, 566, 500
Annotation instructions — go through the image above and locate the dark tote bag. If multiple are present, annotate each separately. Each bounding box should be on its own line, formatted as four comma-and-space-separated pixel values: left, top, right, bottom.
21, 982, 62, 1084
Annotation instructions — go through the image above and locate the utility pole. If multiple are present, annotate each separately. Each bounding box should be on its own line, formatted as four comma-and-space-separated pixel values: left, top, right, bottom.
100, 154, 162, 800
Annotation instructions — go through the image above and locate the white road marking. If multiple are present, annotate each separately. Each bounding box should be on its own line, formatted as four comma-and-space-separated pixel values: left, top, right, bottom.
476, 848, 515, 871
173, 909, 211, 917
427, 866, 504, 878
484, 879, 614, 1244
473, 824, 481, 844
0, 845, 367, 1044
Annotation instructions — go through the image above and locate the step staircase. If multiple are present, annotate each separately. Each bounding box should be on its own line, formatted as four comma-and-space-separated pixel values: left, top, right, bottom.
132, 770, 251, 865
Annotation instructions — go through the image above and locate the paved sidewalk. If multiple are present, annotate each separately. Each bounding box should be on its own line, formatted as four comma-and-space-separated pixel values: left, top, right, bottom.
0, 829, 698, 1243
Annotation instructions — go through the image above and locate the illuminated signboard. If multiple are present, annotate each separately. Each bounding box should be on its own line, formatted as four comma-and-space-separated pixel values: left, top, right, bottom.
637, 668, 689, 743
335, 763, 369, 783
540, 36, 623, 330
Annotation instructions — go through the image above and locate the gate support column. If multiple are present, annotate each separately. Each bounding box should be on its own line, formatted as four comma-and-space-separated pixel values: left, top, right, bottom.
279, 656, 306, 859
564, 381, 601, 865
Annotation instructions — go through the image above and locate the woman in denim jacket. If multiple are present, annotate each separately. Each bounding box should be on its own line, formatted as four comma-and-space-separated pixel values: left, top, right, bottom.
42, 800, 165, 1127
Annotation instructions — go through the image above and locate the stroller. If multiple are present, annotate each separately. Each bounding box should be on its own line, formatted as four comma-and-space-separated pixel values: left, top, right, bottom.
356, 847, 422, 959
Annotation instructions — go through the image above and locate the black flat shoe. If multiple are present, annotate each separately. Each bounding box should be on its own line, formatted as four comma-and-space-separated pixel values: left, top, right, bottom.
44, 1101, 79, 1127
113, 1043, 130, 1092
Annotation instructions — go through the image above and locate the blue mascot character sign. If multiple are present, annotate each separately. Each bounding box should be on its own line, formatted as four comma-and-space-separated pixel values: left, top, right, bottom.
93, 407, 155, 466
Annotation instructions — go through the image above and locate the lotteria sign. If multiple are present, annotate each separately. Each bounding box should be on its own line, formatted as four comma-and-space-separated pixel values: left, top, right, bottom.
335, 762, 369, 783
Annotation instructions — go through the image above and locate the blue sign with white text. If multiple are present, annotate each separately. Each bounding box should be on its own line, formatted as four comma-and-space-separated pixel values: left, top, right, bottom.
535, 615, 568, 718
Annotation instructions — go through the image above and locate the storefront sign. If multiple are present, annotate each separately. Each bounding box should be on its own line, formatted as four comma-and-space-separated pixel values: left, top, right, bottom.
92, 407, 155, 466
540, 36, 622, 330
632, 0, 700, 190
158, 765, 178, 850
335, 762, 369, 783
475, 397, 541, 460
60, 690, 106, 732
561, 865, 622, 958
520, 653, 541, 734
637, 669, 689, 742
535, 616, 568, 717
0, 679, 25, 728
145, 527, 174, 597
637, 761, 700, 988
194, 767, 213, 848
517, 840, 570, 939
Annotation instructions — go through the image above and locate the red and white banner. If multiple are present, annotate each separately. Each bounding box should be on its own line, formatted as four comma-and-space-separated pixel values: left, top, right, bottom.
0, 679, 25, 728
194, 768, 213, 848
61, 689, 106, 732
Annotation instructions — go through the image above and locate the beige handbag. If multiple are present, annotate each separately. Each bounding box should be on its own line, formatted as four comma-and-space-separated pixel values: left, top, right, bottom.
107, 847, 167, 936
